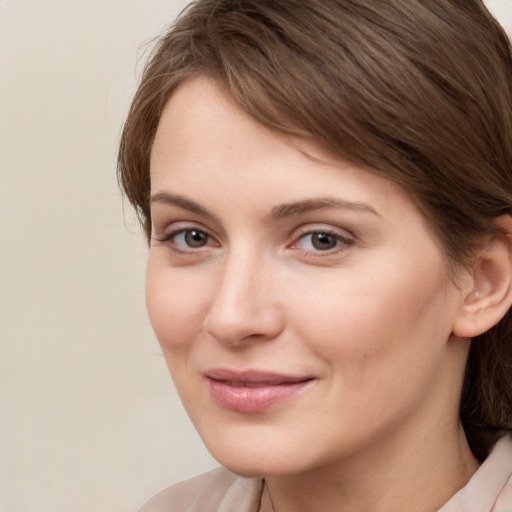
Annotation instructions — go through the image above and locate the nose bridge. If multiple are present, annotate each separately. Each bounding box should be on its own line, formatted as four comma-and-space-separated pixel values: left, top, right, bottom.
204, 246, 283, 345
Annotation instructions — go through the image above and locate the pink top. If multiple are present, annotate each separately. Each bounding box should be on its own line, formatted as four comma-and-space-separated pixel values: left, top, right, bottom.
139, 435, 512, 512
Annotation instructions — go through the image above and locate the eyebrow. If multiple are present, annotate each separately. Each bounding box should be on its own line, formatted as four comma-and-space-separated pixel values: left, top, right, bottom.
271, 197, 381, 220
150, 192, 215, 219
150, 191, 380, 221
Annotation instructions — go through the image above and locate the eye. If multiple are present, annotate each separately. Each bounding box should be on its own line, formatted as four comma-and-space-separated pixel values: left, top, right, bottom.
303, 232, 339, 251
155, 227, 218, 253
292, 229, 353, 253
174, 229, 210, 248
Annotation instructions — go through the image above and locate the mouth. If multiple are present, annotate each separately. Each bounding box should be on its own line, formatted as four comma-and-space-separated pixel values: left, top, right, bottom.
205, 369, 314, 413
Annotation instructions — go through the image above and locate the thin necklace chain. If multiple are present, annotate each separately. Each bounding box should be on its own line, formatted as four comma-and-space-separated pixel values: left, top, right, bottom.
269, 490, 275, 512
267, 482, 276, 512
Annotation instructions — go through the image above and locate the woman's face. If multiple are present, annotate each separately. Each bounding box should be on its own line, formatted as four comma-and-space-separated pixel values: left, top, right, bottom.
146, 76, 470, 477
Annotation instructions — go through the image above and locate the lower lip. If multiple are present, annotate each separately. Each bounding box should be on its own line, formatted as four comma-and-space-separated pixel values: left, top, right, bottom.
207, 379, 312, 413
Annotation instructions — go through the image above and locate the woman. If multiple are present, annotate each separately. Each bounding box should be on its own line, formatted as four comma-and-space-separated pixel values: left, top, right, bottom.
118, 1, 512, 511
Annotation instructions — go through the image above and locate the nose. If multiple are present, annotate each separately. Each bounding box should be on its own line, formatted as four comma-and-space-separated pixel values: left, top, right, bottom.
203, 253, 284, 347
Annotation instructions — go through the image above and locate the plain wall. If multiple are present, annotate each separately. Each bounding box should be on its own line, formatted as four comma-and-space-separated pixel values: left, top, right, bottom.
1, 1, 511, 511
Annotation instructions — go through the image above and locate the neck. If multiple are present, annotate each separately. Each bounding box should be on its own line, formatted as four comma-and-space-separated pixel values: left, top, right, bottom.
260, 423, 478, 512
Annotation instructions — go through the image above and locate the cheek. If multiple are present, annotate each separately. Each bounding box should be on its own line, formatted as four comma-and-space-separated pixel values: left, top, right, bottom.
287, 255, 456, 376
145, 262, 209, 353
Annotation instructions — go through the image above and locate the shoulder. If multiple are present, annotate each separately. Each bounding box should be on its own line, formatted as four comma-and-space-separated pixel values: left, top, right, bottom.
138, 467, 263, 512
438, 434, 512, 512
490, 435, 512, 512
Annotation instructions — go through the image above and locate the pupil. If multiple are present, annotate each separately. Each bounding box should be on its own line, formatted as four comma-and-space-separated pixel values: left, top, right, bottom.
185, 230, 207, 247
312, 233, 336, 250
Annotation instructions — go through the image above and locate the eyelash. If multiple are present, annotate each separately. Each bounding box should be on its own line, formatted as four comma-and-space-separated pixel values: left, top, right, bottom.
154, 226, 354, 257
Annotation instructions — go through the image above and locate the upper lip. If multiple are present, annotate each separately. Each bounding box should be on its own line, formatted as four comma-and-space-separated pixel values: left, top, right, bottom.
205, 368, 314, 385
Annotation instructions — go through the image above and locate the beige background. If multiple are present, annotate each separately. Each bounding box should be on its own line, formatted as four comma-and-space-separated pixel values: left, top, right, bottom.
1, 1, 511, 511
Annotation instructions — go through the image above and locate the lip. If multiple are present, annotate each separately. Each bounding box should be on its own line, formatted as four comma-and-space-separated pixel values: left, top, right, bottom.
205, 368, 314, 413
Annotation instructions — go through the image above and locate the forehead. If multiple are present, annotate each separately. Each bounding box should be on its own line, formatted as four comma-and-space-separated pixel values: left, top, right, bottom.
152, 76, 354, 184
154, 76, 405, 195
151, 76, 267, 169
152, 79, 347, 186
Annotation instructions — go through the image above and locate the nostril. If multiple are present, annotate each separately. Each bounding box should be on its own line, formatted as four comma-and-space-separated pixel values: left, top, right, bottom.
203, 297, 284, 346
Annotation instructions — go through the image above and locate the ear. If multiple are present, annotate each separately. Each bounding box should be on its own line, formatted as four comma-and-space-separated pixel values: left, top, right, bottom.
452, 215, 512, 339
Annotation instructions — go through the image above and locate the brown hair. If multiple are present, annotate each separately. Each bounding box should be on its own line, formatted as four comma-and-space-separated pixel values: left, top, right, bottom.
118, 0, 512, 459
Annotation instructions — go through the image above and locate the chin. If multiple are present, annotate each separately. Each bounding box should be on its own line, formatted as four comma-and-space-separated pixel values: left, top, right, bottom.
198, 427, 329, 479
211, 453, 303, 479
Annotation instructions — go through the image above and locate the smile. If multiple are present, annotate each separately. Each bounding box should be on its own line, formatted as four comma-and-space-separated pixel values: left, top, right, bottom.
205, 369, 314, 413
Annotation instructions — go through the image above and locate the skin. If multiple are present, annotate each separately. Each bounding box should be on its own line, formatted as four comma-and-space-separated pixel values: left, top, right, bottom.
146, 76, 479, 512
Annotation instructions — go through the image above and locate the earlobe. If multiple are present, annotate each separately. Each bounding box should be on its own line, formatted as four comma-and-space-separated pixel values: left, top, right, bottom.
452, 215, 512, 339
